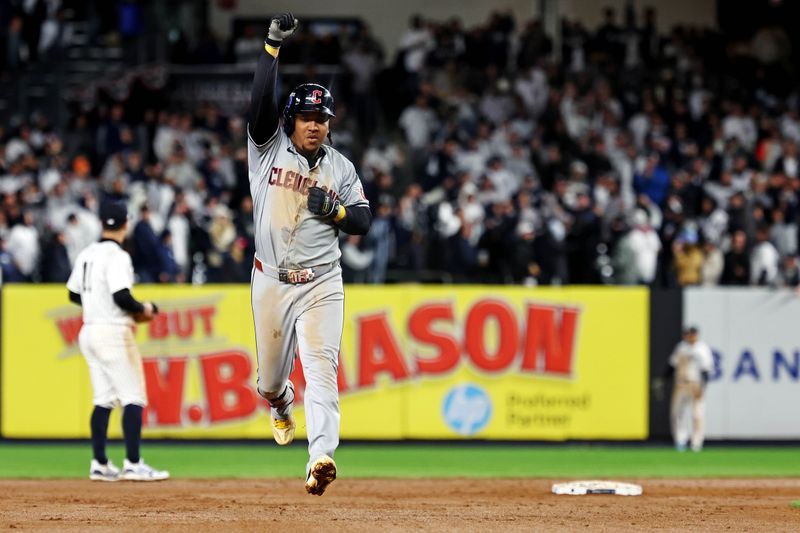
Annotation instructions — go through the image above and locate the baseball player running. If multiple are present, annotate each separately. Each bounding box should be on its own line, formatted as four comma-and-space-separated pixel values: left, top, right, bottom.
67, 201, 169, 482
248, 13, 371, 495
669, 326, 714, 452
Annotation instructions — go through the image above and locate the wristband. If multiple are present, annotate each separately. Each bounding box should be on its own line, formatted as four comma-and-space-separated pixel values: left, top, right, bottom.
333, 205, 346, 223
264, 43, 280, 58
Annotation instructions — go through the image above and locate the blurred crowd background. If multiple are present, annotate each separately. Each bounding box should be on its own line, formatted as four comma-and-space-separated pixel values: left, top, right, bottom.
1, 0, 800, 287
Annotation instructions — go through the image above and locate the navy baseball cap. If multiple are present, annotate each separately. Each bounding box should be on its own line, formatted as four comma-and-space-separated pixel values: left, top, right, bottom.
99, 201, 128, 230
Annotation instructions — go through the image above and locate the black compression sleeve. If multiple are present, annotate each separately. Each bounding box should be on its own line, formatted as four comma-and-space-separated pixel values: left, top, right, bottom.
335, 206, 373, 235
112, 289, 146, 314
68, 290, 82, 306
248, 50, 281, 144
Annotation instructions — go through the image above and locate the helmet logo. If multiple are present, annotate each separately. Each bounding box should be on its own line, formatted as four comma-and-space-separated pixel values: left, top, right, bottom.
309, 89, 323, 104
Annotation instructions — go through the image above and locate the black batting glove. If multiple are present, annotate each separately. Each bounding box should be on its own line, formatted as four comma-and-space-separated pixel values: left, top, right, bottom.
307, 186, 340, 219
266, 13, 298, 48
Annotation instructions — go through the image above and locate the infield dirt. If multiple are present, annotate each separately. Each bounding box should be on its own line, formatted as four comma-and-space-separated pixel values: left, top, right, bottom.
1, 478, 798, 531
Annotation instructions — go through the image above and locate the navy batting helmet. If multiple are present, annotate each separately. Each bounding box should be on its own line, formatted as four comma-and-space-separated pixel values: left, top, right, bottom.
282, 83, 335, 136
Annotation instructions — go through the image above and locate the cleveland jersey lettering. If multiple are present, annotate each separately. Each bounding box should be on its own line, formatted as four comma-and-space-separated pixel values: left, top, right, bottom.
268, 166, 340, 201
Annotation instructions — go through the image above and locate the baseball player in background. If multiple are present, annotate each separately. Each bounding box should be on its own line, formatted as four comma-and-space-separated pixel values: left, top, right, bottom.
668, 326, 714, 452
67, 201, 169, 482
247, 13, 371, 495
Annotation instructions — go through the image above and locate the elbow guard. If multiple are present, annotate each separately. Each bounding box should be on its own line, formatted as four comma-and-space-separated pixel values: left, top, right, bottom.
336, 206, 372, 235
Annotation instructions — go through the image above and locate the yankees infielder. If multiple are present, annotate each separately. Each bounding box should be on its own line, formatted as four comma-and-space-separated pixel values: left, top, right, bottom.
248, 13, 371, 495
669, 326, 714, 452
67, 201, 169, 481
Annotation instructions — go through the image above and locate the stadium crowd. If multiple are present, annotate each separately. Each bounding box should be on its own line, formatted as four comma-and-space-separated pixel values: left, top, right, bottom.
2, 6, 800, 287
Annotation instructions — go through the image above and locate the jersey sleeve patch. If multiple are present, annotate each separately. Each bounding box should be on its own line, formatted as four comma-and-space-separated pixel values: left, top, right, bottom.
339, 162, 370, 207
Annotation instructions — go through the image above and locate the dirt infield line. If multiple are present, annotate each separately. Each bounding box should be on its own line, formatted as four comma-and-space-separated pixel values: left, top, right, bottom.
1, 479, 799, 532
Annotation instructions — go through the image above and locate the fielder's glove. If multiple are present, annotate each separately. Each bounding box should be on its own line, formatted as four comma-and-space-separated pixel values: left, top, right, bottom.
307, 186, 341, 219
132, 302, 159, 323
266, 13, 298, 48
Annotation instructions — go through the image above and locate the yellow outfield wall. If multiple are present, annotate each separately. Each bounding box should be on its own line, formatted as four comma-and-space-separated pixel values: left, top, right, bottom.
1, 285, 649, 440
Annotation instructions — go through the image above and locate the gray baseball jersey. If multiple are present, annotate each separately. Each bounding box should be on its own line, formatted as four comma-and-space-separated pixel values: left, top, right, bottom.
248, 129, 369, 269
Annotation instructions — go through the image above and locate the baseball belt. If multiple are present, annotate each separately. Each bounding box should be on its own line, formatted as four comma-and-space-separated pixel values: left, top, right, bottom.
254, 257, 338, 284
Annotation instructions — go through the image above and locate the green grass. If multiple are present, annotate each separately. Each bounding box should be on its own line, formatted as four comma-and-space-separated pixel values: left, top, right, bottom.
0, 443, 799, 479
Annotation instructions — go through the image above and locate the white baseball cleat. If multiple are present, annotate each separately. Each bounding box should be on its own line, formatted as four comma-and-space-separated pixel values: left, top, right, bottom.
121, 459, 170, 481
305, 455, 336, 496
89, 459, 120, 482
271, 415, 296, 445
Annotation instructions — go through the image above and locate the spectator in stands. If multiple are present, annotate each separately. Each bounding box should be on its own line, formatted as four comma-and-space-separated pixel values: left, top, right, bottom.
769, 208, 797, 258
394, 183, 427, 273
40, 230, 71, 282
446, 215, 479, 282
566, 191, 600, 284
634, 153, 670, 206
5, 210, 39, 280
399, 93, 437, 152
132, 205, 163, 282
342, 38, 382, 139
721, 230, 750, 285
0, 236, 25, 283
398, 15, 434, 80
779, 255, 800, 287
206, 203, 236, 283
773, 139, 799, 178
157, 230, 181, 283
701, 240, 724, 286
750, 226, 780, 286
365, 200, 393, 284
621, 209, 661, 285
673, 228, 704, 286
64, 211, 100, 265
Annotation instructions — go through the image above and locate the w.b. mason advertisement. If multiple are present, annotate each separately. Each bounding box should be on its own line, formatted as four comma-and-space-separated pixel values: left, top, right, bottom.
2, 285, 648, 440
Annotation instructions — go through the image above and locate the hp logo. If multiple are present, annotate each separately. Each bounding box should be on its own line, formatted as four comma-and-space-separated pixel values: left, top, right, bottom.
442, 384, 492, 436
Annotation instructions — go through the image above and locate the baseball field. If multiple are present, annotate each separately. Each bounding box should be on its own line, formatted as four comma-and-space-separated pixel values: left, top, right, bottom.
1, 443, 799, 531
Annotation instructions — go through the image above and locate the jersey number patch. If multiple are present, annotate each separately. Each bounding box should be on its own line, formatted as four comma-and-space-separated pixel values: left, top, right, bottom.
82, 261, 93, 292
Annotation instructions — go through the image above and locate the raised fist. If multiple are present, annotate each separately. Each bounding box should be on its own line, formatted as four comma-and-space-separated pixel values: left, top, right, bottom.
307, 186, 340, 219
266, 13, 298, 47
